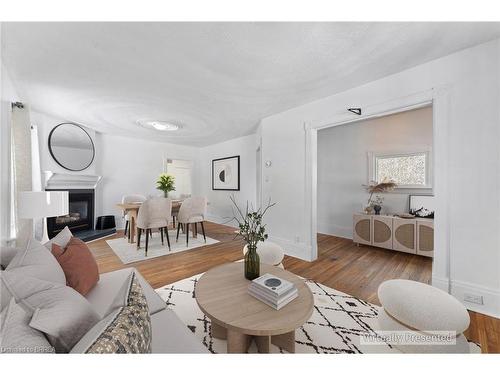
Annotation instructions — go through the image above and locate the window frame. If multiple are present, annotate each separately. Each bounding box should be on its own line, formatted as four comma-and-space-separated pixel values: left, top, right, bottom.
367, 149, 433, 190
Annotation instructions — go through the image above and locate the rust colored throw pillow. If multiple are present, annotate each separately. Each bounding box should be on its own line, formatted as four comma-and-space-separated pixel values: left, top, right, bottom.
51, 237, 99, 296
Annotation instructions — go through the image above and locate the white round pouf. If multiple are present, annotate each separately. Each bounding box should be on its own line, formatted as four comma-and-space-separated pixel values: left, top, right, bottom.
377, 279, 471, 353
243, 242, 285, 268
376, 308, 471, 353
378, 279, 470, 335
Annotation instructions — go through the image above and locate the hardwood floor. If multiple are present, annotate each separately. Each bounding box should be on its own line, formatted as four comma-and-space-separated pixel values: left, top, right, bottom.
88, 221, 500, 353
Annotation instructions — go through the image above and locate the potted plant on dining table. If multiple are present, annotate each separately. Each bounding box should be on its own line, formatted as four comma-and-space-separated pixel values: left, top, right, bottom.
156, 173, 176, 198
230, 196, 276, 280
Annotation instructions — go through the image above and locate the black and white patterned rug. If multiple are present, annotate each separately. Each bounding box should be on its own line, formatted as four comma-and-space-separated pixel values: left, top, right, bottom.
155, 271, 480, 354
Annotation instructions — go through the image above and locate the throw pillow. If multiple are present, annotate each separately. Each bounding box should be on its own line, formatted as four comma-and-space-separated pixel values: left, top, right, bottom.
0, 246, 20, 269
1, 239, 65, 311
70, 272, 152, 353
43, 226, 73, 251
6, 238, 66, 285
0, 298, 55, 354
51, 237, 99, 296
2, 272, 100, 353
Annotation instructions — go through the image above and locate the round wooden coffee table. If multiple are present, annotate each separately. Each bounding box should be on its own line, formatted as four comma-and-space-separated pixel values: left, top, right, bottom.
195, 263, 314, 353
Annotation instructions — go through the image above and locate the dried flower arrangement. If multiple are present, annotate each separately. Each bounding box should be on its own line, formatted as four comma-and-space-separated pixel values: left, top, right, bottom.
363, 178, 397, 211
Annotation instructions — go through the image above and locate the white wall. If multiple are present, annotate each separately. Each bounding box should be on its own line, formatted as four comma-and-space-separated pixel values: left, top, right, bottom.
260, 39, 500, 317
96, 133, 198, 229
196, 134, 257, 225
317, 106, 433, 238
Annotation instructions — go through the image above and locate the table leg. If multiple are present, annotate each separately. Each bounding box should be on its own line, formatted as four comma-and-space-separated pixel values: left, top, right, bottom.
211, 321, 227, 339
128, 210, 137, 243
271, 330, 296, 353
227, 329, 252, 353
255, 336, 271, 353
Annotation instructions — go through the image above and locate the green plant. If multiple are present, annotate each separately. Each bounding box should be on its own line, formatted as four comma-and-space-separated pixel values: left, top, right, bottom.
230, 195, 275, 250
156, 173, 176, 196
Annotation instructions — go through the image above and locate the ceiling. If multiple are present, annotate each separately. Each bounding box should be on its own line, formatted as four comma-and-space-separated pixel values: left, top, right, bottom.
3, 22, 500, 147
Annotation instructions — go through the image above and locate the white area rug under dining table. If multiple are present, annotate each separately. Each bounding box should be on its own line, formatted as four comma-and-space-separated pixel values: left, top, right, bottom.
106, 230, 219, 264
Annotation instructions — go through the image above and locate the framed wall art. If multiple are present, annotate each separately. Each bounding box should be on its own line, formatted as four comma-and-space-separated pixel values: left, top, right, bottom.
409, 195, 435, 218
212, 155, 240, 191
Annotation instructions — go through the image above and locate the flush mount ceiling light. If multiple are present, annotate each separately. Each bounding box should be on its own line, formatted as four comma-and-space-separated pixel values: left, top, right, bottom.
137, 120, 181, 132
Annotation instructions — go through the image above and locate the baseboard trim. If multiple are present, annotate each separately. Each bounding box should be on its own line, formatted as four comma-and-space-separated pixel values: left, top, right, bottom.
450, 279, 500, 319
431, 275, 450, 293
268, 235, 313, 262
206, 215, 237, 228
317, 222, 352, 239
433, 275, 499, 318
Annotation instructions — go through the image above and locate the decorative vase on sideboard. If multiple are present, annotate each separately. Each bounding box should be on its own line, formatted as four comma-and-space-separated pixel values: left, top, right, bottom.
244, 245, 260, 280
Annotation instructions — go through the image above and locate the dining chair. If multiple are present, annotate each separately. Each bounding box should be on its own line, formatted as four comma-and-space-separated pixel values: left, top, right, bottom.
176, 197, 207, 246
136, 197, 172, 256
122, 194, 146, 239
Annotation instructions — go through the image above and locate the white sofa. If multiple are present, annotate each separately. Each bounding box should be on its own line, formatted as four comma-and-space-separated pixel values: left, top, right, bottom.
1, 242, 208, 354
82, 267, 208, 353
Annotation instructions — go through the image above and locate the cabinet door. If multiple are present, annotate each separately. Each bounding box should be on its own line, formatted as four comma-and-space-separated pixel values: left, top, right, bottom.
372, 216, 393, 249
353, 214, 371, 245
417, 220, 434, 257
393, 218, 416, 254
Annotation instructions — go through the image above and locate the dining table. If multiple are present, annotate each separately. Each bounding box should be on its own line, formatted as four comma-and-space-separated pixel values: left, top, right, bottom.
116, 200, 183, 244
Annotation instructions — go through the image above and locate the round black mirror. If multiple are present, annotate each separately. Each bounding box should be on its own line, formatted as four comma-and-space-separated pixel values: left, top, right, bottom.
48, 123, 95, 171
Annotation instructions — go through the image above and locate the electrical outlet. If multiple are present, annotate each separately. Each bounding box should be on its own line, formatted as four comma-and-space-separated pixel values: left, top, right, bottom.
294, 235, 300, 243
464, 293, 484, 305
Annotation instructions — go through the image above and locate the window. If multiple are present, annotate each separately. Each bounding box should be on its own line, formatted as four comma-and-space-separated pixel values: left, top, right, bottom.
369, 151, 431, 189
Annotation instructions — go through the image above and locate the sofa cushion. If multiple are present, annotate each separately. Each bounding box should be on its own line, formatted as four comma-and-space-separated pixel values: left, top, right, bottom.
0, 271, 13, 311
0, 246, 20, 269
0, 298, 55, 354
150, 308, 208, 353
86, 268, 166, 318
43, 226, 73, 251
2, 271, 100, 353
6, 239, 66, 285
71, 272, 152, 353
1, 239, 65, 311
51, 237, 99, 296
378, 279, 470, 335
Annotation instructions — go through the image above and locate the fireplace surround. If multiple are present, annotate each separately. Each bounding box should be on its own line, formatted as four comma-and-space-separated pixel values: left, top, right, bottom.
46, 189, 94, 239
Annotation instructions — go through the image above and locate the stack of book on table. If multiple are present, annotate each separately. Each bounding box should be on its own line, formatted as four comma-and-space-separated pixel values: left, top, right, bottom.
248, 273, 298, 310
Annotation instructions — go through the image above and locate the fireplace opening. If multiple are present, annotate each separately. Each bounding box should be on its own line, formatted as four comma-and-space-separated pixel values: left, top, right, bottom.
46, 189, 94, 239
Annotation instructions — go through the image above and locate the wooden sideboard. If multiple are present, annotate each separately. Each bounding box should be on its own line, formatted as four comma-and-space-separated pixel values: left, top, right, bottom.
353, 214, 434, 257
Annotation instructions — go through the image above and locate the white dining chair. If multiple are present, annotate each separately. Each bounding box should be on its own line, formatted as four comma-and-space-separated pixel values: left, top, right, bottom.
136, 197, 172, 255
176, 197, 207, 246
122, 194, 146, 239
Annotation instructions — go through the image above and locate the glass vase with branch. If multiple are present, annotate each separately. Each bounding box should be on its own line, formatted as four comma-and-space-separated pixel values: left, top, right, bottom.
229, 195, 276, 280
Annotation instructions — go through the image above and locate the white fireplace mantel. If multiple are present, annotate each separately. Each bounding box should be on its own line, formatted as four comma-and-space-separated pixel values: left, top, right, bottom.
44, 171, 102, 190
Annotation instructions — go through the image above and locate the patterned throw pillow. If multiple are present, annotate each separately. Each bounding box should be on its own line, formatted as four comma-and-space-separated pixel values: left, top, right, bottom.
84, 273, 151, 353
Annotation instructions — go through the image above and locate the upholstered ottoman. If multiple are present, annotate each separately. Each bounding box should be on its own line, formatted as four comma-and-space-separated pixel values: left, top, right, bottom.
243, 241, 285, 269
376, 279, 472, 353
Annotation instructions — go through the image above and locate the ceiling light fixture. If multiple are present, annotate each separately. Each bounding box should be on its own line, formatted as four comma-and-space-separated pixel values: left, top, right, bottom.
137, 120, 181, 132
